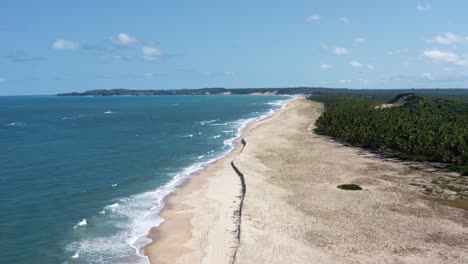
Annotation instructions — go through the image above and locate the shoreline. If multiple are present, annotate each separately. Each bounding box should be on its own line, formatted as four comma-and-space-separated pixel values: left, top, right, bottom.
143, 97, 294, 263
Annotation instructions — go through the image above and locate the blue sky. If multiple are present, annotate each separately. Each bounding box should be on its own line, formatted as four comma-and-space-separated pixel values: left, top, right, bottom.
1, 0, 468, 95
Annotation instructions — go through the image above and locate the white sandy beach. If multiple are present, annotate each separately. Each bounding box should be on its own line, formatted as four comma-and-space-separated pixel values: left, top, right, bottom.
145, 97, 468, 264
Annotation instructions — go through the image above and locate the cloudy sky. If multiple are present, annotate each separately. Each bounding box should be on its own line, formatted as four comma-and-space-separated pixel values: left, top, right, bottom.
1, 0, 468, 95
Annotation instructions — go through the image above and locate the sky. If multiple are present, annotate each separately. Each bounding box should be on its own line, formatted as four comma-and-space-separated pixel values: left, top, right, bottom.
1, 0, 468, 95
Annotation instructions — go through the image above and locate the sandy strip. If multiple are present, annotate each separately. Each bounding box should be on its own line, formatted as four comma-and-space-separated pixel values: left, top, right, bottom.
145, 98, 468, 264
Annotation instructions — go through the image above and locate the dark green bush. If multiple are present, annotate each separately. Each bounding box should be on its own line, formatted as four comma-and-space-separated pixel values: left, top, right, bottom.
337, 184, 363, 190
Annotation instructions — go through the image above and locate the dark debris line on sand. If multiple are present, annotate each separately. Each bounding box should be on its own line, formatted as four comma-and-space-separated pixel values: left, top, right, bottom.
230, 138, 247, 264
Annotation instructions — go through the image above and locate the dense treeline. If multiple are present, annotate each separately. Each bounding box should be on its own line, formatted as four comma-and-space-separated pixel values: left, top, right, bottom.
312, 94, 468, 174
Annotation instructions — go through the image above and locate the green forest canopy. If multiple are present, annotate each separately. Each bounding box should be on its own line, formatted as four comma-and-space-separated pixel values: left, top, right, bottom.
310, 93, 468, 175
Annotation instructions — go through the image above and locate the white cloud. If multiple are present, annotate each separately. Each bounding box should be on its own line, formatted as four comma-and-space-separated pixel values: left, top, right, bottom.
0, 77, 5, 83
339, 17, 350, 24
333, 47, 349, 55
51, 39, 80, 50
306, 15, 321, 22
422, 73, 435, 80
354, 37, 366, 44
339, 79, 352, 84
416, 2, 432, 11
427, 32, 465, 45
424, 49, 458, 62
423, 49, 468, 65
142, 45, 162, 61
110, 33, 138, 46
350, 61, 374, 69
320, 63, 333, 69
350, 61, 363, 67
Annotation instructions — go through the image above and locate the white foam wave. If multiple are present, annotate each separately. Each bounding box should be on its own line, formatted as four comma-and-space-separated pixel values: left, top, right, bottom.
212, 135, 221, 139
71, 251, 79, 259
112, 184, 118, 187
65, 159, 220, 263
61, 115, 86, 120
104, 111, 114, 114
106, 203, 120, 211
65, 96, 290, 264
221, 97, 288, 150
199, 119, 219, 125
209, 122, 228, 126
6, 122, 26, 127
74, 219, 87, 228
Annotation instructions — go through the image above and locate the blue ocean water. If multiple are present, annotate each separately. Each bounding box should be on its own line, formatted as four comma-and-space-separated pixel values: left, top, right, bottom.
0, 95, 288, 264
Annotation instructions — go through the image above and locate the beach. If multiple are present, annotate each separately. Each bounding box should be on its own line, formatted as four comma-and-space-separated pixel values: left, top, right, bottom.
145, 97, 468, 264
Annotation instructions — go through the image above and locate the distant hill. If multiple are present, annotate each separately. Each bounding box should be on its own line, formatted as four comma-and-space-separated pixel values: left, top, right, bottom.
57, 87, 468, 102
57, 87, 339, 96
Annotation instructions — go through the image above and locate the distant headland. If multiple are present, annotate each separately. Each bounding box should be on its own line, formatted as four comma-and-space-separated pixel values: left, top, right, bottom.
57, 87, 468, 97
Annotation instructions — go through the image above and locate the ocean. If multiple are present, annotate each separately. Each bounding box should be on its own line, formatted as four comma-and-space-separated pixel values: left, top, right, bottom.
0, 95, 288, 264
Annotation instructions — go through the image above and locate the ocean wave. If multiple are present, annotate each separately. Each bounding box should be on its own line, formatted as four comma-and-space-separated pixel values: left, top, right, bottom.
221, 98, 288, 150
104, 111, 116, 114
106, 203, 120, 211
64, 96, 290, 264
61, 114, 86, 120
74, 219, 87, 228
6, 122, 26, 127
65, 159, 219, 263
209, 122, 228, 126
265, 100, 286, 106
199, 119, 219, 125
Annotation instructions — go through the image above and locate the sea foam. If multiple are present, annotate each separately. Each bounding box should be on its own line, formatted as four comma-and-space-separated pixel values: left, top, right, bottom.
199, 119, 218, 125
74, 219, 87, 228
64, 97, 289, 264
6, 122, 26, 127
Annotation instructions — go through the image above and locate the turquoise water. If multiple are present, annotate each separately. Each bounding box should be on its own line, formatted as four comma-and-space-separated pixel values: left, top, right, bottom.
0, 95, 287, 264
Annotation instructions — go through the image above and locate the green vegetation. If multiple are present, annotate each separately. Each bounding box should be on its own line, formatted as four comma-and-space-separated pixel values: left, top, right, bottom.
448, 166, 468, 176
337, 184, 363, 190
312, 94, 468, 171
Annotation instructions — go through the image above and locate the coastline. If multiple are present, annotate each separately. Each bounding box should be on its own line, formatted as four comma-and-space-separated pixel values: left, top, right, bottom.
143, 96, 294, 263
145, 97, 468, 264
